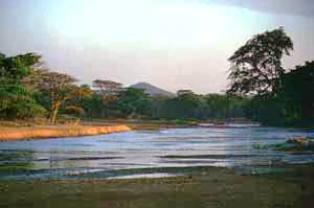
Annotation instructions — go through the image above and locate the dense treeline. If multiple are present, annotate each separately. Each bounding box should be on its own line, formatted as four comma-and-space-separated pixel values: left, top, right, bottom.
82, 85, 249, 121
0, 53, 249, 123
226, 27, 314, 126
247, 61, 314, 126
0, 28, 313, 126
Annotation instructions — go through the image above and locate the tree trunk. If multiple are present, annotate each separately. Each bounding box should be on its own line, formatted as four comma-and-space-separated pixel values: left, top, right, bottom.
50, 101, 61, 124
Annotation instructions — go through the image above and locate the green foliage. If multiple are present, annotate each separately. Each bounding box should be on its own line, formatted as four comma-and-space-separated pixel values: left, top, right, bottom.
0, 52, 44, 119
83, 80, 123, 118
35, 71, 92, 123
116, 87, 153, 118
0, 51, 249, 122
0, 52, 41, 81
81, 93, 106, 118
0, 84, 46, 119
151, 91, 248, 120
240, 61, 314, 126
9, 100, 46, 119
151, 91, 201, 119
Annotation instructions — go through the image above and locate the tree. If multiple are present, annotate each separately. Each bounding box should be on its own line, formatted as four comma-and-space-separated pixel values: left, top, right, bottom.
204, 94, 230, 119
280, 61, 314, 124
64, 84, 94, 118
242, 61, 314, 126
92, 79, 123, 117
36, 71, 91, 124
176, 90, 204, 119
177, 90, 194, 97
153, 90, 206, 120
81, 92, 104, 119
92, 79, 122, 96
227, 27, 293, 96
0, 52, 45, 119
117, 87, 152, 118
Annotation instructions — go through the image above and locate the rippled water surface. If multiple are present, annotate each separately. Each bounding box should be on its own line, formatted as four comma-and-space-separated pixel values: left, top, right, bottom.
0, 127, 314, 180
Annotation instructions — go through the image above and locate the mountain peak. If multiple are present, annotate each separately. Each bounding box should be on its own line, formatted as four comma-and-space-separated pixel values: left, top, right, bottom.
130, 82, 175, 97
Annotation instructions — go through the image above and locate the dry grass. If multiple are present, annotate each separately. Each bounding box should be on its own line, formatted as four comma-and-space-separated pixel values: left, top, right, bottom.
0, 124, 131, 141
0, 118, 195, 141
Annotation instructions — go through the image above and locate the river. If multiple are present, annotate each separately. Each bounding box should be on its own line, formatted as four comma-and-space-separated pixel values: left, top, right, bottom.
0, 127, 314, 180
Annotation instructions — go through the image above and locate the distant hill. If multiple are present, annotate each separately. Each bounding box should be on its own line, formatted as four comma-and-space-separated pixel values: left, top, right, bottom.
130, 82, 175, 97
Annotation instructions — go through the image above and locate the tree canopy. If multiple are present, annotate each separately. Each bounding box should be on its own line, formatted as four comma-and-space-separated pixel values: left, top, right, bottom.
35, 71, 92, 123
0, 53, 45, 119
227, 27, 293, 96
280, 61, 314, 124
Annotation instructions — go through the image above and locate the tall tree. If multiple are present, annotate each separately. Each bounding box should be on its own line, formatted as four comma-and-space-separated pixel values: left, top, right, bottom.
227, 27, 293, 96
0, 52, 45, 119
36, 71, 91, 124
92, 79, 123, 117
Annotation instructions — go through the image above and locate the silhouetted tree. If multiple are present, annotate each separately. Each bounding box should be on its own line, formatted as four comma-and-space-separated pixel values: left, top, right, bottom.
227, 27, 293, 96
280, 61, 314, 125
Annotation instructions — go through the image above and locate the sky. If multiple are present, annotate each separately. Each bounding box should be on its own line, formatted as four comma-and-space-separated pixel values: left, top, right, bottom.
0, 0, 313, 94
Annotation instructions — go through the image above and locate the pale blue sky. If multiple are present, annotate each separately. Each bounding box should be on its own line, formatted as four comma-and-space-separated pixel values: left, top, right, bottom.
0, 0, 313, 93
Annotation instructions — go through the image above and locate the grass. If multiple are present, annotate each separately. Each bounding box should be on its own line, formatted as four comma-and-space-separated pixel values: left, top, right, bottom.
0, 124, 131, 141
0, 165, 313, 208
0, 119, 199, 141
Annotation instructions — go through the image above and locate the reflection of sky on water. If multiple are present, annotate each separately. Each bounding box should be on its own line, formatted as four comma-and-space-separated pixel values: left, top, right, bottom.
0, 127, 314, 180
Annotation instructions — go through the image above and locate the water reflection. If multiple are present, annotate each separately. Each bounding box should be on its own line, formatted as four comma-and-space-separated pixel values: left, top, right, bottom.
0, 127, 313, 180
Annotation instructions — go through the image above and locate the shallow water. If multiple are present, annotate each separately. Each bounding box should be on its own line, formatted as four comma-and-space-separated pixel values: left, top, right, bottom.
0, 127, 314, 180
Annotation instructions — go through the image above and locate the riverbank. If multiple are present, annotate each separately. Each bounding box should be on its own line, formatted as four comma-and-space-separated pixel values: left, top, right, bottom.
81, 119, 198, 130
0, 124, 131, 141
1, 165, 313, 208
0, 119, 198, 141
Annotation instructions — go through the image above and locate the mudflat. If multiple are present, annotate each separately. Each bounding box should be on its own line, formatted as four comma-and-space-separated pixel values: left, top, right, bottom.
0, 165, 313, 208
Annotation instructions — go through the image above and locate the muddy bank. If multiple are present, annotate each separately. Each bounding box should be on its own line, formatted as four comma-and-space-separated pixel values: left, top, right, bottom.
0, 165, 313, 208
0, 124, 131, 141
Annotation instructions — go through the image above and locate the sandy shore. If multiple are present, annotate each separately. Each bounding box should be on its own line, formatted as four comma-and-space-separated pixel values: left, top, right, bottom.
0, 124, 131, 141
